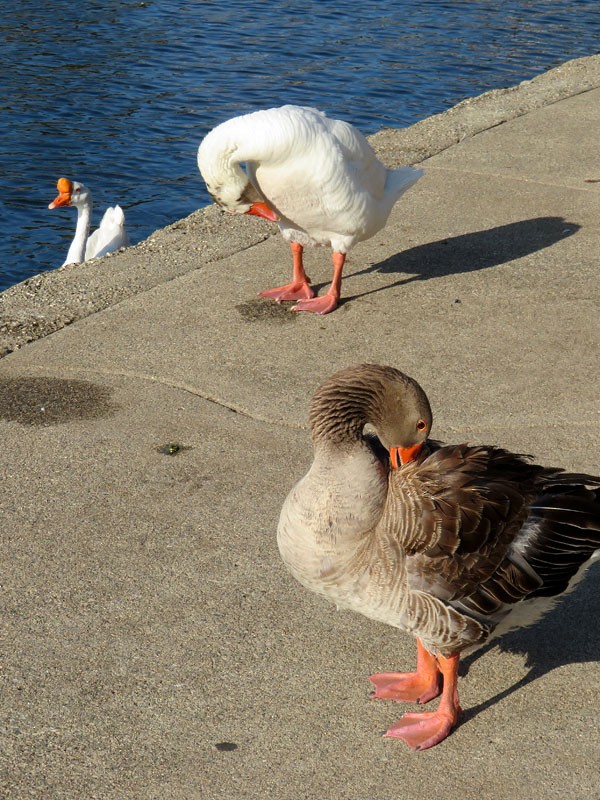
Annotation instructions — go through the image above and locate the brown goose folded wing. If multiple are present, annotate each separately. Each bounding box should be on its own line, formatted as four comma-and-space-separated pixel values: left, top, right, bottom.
384, 442, 600, 621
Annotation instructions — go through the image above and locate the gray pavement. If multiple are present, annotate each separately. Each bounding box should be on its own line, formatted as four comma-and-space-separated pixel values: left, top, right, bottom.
1, 55, 599, 799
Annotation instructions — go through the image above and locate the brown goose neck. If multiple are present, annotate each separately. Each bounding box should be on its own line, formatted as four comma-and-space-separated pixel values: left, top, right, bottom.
309, 382, 384, 448
308, 364, 432, 452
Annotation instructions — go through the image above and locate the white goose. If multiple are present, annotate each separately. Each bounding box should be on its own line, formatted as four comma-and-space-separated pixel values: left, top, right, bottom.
48, 177, 129, 267
197, 105, 423, 314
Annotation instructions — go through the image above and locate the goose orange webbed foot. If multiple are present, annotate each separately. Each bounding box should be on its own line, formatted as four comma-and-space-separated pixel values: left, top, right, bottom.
259, 241, 314, 303
383, 708, 460, 751
376, 646, 462, 750
369, 671, 441, 704
369, 639, 442, 704
258, 280, 314, 303
291, 292, 339, 315
291, 250, 344, 313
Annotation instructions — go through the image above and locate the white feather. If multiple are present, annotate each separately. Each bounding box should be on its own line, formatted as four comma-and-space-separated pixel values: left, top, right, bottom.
198, 105, 423, 254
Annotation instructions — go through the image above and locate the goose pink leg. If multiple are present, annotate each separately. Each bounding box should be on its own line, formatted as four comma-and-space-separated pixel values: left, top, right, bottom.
258, 242, 314, 302
383, 652, 462, 751
369, 639, 442, 704
292, 251, 345, 315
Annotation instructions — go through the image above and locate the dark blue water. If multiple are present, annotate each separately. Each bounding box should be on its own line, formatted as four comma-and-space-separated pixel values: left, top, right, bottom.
1, 0, 599, 291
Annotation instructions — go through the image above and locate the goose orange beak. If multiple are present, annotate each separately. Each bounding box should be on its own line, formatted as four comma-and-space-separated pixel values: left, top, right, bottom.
245, 201, 279, 222
48, 177, 73, 209
48, 192, 71, 209
390, 443, 423, 469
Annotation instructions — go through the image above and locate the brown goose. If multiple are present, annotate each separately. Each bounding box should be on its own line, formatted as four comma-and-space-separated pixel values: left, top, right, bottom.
277, 364, 600, 750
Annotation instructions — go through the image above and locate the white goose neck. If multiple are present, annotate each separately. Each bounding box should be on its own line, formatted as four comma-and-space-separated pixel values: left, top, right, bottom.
64, 202, 91, 265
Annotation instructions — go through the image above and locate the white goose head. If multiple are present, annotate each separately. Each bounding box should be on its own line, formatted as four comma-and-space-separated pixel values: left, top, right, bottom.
48, 177, 92, 211
197, 124, 278, 221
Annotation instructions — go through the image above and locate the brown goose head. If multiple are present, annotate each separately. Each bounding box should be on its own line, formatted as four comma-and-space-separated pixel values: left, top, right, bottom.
309, 364, 432, 466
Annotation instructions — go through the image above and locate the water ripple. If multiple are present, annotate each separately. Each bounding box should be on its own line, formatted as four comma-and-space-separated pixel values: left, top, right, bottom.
1, 0, 599, 288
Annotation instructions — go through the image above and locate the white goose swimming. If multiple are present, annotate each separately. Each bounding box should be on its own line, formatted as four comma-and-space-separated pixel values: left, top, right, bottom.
197, 105, 423, 314
48, 177, 129, 267
277, 364, 600, 750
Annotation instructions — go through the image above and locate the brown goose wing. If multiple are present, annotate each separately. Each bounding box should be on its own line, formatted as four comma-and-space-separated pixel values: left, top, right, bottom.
382, 443, 543, 599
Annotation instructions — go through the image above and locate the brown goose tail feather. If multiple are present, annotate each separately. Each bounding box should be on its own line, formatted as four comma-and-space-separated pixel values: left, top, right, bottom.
520, 479, 600, 599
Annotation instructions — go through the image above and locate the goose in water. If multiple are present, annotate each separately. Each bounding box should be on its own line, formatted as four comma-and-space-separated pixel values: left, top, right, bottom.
277, 364, 600, 750
48, 177, 129, 267
197, 106, 423, 314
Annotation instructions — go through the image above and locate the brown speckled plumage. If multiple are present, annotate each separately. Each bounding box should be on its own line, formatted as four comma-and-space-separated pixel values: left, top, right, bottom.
277, 364, 600, 745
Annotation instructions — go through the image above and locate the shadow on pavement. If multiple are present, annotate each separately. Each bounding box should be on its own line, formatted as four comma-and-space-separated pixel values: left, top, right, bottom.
342, 216, 580, 301
458, 563, 599, 726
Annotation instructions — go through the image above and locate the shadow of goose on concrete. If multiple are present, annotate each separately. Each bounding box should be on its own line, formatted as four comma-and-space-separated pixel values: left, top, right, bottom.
0, 376, 116, 425
458, 564, 599, 728
340, 216, 580, 303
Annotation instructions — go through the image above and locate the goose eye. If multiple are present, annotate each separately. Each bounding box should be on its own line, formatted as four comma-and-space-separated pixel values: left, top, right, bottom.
416, 419, 427, 432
